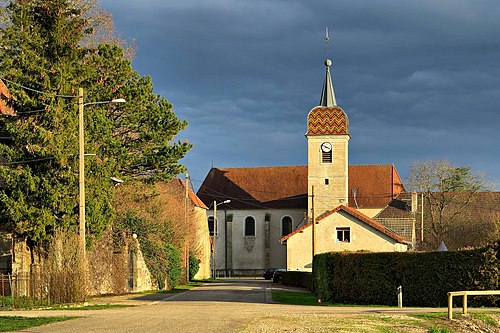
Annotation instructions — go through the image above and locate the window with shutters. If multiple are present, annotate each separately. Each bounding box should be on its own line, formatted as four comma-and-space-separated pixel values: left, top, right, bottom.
322, 150, 332, 163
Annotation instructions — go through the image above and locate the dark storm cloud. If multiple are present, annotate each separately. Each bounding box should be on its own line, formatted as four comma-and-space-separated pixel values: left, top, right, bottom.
102, 0, 500, 188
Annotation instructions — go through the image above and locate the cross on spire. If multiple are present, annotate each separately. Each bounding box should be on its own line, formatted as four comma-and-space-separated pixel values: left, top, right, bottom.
319, 27, 337, 107
324, 26, 331, 58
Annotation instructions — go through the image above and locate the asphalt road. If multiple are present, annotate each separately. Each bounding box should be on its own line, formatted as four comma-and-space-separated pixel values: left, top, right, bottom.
0, 279, 449, 333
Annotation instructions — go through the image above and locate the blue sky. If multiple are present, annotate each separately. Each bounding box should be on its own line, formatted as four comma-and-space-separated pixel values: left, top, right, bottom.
101, 0, 500, 190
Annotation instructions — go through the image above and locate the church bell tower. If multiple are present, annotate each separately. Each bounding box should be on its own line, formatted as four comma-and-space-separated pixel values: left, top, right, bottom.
306, 59, 350, 216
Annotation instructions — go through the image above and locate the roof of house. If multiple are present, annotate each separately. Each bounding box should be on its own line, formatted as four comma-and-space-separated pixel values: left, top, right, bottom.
0, 80, 15, 116
279, 204, 405, 244
374, 192, 414, 219
175, 178, 208, 209
375, 191, 500, 221
197, 164, 405, 210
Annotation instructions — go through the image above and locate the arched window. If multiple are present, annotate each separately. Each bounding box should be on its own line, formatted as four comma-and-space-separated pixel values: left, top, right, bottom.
244, 216, 255, 237
208, 216, 217, 236
281, 216, 292, 236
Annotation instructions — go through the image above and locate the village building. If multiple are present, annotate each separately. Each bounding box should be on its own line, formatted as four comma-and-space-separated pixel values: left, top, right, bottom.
197, 59, 409, 275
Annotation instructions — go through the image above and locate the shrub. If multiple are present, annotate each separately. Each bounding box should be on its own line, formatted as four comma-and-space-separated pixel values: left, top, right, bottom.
282, 271, 313, 290
313, 241, 500, 307
165, 243, 182, 289
189, 253, 200, 280
114, 213, 183, 290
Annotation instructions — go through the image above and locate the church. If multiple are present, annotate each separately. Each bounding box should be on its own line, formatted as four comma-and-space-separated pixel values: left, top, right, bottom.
197, 58, 409, 275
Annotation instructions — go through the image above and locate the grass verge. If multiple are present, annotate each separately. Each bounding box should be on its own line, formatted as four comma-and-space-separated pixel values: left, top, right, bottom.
0, 316, 76, 332
272, 291, 324, 306
270, 291, 500, 333
272, 291, 390, 307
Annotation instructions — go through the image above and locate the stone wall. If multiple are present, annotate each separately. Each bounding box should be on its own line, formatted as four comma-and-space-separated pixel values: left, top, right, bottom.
1, 232, 155, 296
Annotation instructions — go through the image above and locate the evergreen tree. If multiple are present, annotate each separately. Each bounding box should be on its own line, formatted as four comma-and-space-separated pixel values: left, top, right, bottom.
0, 0, 191, 243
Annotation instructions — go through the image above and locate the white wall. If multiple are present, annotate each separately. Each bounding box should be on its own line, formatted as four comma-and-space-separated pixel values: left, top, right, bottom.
286, 210, 408, 271
209, 208, 306, 271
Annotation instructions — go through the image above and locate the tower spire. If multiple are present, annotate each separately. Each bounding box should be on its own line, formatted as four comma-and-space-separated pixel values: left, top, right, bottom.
319, 26, 337, 107
319, 59, 337, 107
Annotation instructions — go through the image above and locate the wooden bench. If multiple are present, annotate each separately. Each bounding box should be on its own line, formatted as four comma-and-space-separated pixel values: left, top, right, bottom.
447, 290, 500, 320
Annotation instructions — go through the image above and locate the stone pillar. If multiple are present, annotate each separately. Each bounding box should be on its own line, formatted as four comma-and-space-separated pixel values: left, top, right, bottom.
226, 219, 233, 272
264, 217, 271, 269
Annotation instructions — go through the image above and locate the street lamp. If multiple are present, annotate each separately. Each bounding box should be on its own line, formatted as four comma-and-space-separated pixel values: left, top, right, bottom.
78, 87, 126, 256
212, 199, 230, 278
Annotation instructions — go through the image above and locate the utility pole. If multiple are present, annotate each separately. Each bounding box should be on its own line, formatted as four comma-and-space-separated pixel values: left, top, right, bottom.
76, 89, 125, 264
185, 172, 190, 282
224, 209, 228, 278
213, 200, 217, 279
311, 185, 315, 265
78, 88, 86, 257
421, 193, 424, 243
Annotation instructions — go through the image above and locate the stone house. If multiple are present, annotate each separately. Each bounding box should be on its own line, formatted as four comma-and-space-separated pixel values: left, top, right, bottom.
281, 205, 407, 271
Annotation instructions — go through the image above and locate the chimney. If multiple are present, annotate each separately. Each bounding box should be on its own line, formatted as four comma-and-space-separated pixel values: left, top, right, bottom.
411, 191, 418, 213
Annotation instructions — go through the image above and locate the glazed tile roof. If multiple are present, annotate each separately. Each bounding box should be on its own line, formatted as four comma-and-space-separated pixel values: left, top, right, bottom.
197, 165, 405, 210
306, 106, 349, 136
279, 205, 405, 244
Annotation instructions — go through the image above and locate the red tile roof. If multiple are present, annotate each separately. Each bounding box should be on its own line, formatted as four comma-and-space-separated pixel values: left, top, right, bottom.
197, 165, 404, 210
349, 165, 405, 208
280, 205, 405, 244
0, 80, 15, 116
176, 178, 208, 209
375, 191, 500, 220
197, 166, 308, 210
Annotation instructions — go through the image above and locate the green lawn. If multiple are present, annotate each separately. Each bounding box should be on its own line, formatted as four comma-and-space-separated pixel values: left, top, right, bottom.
272, 291, 390, 307
272, 291, 324, 306
0, 316, 76, 332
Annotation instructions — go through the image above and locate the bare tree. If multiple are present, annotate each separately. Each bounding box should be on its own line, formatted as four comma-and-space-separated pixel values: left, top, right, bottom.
407, 159, 494, 248
0, 0, 135, 57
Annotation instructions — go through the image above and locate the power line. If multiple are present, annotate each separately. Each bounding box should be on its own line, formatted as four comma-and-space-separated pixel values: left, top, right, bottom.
0, 77, 77, 98
0, 108, 49, 116
16, 109, 48, 115
0, 157, 55, 165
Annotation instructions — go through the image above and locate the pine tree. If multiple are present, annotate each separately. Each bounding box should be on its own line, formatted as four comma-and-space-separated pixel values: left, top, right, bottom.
0, 0, 191, 243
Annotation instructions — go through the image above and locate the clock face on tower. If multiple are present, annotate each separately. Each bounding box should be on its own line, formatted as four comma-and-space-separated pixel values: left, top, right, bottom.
321, 142, 332, 153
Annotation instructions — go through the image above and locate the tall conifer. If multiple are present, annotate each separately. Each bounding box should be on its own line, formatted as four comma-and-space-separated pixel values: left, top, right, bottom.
0, 0, 191, 243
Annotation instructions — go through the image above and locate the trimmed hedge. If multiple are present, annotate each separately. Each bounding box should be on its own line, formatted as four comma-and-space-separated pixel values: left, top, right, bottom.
282, 271, 313, 290
313, 241, 500, 307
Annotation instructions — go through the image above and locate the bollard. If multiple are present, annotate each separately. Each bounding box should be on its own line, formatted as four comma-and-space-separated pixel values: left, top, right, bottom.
397, 285, 403, 308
